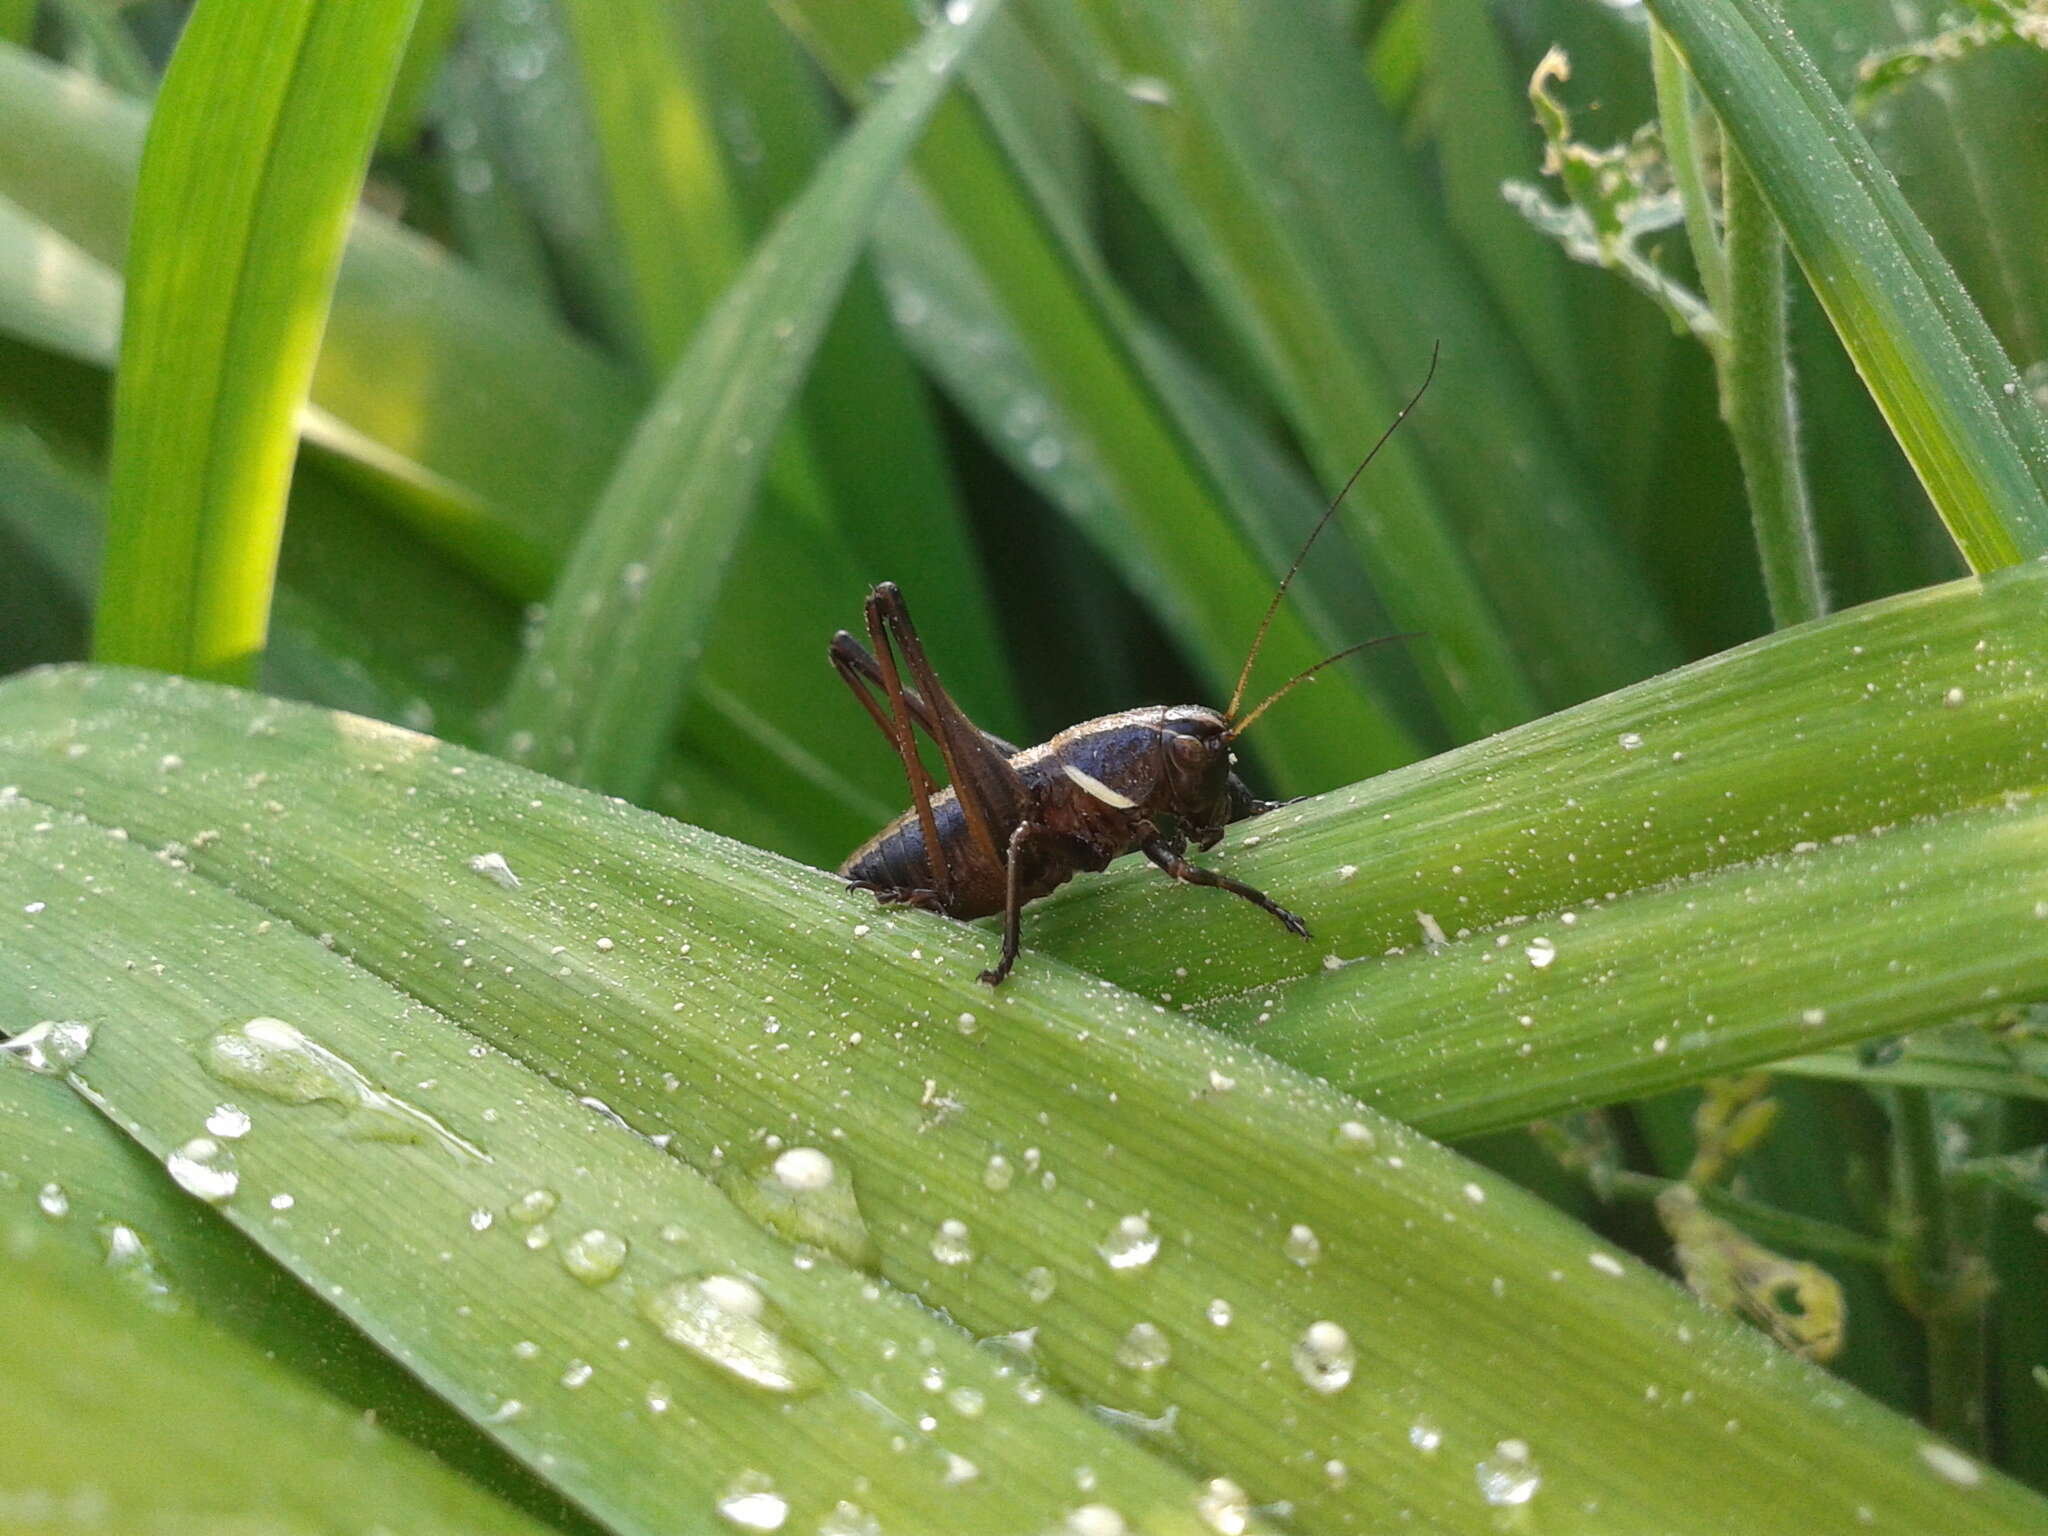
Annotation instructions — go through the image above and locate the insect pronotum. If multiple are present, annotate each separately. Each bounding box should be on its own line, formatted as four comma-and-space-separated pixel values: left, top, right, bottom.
831, 347, 1437, 985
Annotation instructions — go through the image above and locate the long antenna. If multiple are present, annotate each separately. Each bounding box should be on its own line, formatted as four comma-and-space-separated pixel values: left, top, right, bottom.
1228, 633, 1418, 741
1225, 341, 1440, 722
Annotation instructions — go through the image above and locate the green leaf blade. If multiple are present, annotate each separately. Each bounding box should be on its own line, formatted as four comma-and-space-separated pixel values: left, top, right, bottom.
4, 664, 2044, 1532
94, 0, 424, 683
1027, 561, 2048, 1005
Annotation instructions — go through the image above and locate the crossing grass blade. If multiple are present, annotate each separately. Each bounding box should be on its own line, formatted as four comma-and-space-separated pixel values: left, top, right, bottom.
1028, 559, 2048, 1005
494, 0, 1010, 799
93, 0, 425, 683
1247, 792, 2048, 1140
5, 664, 2048, 1531
1643, 0, 2048, 569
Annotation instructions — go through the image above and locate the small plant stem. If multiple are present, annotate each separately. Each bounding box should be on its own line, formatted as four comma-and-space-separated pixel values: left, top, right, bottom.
1888, 1085, 1989, 1451
1610, 1170, 1894, 1269
1721, 146, 1828, 626
1650, 23, 1727, 328
1653, 24, 1827, 627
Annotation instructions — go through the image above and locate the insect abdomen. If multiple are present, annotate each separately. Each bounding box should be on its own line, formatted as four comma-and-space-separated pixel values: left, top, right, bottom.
839, 792, 969, 892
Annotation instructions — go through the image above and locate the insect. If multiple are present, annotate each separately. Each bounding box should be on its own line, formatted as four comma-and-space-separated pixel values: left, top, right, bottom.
832, 349, 1436, 986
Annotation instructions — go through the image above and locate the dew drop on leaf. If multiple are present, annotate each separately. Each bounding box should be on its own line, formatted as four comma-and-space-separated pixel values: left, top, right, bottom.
199, 1017, 486, 1161
931, 1218, 973, 1266
1195, 1478, 1250, 1533
1292, 1320, 1354, 1393
1097, 1214, 1160, 1270
166, 1137, 239, 1204
1117, 1321, 1172, 1373
1057, 1506, 1130, 1536
1476, 1439, 1541, 1506
560, 1228, 629, 1286
1282, 1223, 1322, 1265
0, 1020, 94, 1075
508, 1188, 559, 1223
723, 1146, 877, 1268
639, 1275, 826, 1395
716, 1470, 789, 1531
817, 1502, 882, 1536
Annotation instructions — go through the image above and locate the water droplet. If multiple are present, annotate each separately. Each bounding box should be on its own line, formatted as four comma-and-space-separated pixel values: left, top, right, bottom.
560, 1228, 629, 1286
1282, 1223, 1321, 1265
1024, 1265, 1058, 1303
942, 0, 974, 20
1124, 75, 1172, 106
1334, 1119, 1376, 1150
818, 1502, 882, 1536
1292, 1320, 1354, 1393
37, 1181, 68, 1218
2, 1020, 94, 1074
1117, 1321, 1171, 1372
101, 1222, 176, 1308
200, 1018, 486, 1161
1943, 687, 1966, 709
1195, 1478, 1250, 1533
1588, 1251, 1626, 1277
716, 1470, 789, 1530
1410, 1416, 1443, 1452
468, 851, 522, 889
931, 1217, 973, 1265
1058, 1506, 1127, 1536
205, 1104, 252, 1139
1919, 1441, 1982, 1487
1524, 936, 1557, 968
560, 1358, 594, 1389
1476, 1439, 1541, 1506
1618, 731, 1644, 751
509, 1188, 558, 1223
1097, 1214, 1160, 1270
639, 1275, 826, 1394
1205, 1297, 1233, 1327
723, 1147, 877, 1268
166, 1137, 239, 1204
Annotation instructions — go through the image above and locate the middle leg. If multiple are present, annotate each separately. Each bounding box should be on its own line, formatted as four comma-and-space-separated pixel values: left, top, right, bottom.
1140, 837, 1310, 940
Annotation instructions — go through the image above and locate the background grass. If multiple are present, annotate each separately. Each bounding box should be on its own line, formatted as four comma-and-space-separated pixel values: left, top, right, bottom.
2, 0, 2046, 1531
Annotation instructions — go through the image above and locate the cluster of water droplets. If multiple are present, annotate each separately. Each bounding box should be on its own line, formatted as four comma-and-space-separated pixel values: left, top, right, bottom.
198, 1016, 487, 1161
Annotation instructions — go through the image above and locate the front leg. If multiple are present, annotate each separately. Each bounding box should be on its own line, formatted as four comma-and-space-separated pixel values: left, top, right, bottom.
1140, 837, 1310, 940
980, 820, 1047, 988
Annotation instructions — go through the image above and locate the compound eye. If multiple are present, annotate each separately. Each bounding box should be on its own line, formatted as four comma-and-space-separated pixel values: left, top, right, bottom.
1168, 731, 1211, 770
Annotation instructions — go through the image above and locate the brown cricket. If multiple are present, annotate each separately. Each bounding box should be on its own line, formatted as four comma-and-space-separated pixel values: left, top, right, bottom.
832, 349, 1435, 985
